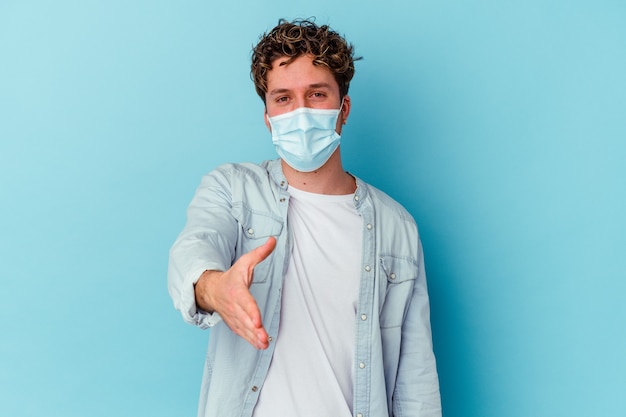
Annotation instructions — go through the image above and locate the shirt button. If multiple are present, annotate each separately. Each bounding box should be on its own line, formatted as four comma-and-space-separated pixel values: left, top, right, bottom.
361, 314, 367, 321
280, 181, 285, 187
390, 273, 396, 280
359, 362, 365, 369
268, 336, 273, 342
357, 414, 363, 417
247, 228, 254, 235
364, 265, 371, 272
354, 195, 359, 201
280, 198, 286, 202
251, 386, 258, 392
366, 223, 372, 230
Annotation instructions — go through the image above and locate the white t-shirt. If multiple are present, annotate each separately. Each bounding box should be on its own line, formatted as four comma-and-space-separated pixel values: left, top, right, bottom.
252, 185, 363, 417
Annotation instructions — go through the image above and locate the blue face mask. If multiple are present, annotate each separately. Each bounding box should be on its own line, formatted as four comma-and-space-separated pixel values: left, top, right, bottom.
268, 105, 342, 172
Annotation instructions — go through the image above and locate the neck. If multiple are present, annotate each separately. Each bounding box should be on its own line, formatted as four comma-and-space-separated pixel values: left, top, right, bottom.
281, 149, 356, 195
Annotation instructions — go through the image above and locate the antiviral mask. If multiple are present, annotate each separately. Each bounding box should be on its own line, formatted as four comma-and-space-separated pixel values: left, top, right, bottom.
267, 105, 342, 172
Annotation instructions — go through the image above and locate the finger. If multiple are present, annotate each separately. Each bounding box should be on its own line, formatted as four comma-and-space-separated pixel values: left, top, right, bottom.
223, 305, 257, 340
245, 237, 277, 267
234, 292, 269, 349
241, 293, 263, 329
244, 303, 270, 350
237, 326, 268, 350
234, 312, 269, 350
255, 328, 269, 350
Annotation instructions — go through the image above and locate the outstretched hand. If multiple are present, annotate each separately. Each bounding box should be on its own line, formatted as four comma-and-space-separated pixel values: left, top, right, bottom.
194, 237, 277, 350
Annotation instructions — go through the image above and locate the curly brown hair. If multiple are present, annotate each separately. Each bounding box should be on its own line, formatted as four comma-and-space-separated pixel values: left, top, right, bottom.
251, 18, 360, 103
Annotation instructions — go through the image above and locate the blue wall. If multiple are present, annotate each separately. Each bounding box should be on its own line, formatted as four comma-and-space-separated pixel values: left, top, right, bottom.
1, 1, 624, 416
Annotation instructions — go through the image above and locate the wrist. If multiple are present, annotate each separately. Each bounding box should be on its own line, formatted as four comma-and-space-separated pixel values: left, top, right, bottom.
195, 270, 222, 313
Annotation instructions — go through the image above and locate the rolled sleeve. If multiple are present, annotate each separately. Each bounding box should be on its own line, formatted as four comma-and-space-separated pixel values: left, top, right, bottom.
167, 167, 238, 328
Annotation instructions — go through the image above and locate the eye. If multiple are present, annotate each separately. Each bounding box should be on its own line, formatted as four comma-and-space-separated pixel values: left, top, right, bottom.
276, 96, 289, 103
311, 92, 326, 99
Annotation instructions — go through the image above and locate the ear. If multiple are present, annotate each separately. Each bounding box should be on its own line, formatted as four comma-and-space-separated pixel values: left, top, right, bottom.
340, 95, 351, 125
264, 109, 271, 132
336, 95, 351, 134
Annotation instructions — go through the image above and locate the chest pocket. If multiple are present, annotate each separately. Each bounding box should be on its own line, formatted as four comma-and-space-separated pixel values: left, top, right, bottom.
233, 204, 283, 284
379, 255, 418, 328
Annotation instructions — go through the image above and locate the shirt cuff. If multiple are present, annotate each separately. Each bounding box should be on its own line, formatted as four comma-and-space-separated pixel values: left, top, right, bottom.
194, 308, 223, 329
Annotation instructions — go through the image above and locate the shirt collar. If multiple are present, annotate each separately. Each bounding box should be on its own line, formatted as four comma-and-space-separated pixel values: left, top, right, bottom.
264, 158, 369, 207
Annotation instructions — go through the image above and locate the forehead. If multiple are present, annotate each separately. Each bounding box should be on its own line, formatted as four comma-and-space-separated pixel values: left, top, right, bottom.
266, 55, 339, 92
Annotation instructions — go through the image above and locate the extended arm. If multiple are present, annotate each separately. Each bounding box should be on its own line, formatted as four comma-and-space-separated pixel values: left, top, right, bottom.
168, 167, 275, 349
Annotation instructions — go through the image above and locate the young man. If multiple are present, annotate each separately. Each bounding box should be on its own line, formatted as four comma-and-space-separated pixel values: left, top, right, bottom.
168, 19, 441, 417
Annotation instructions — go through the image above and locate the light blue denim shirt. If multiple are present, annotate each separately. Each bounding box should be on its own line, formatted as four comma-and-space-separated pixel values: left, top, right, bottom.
168, 159, 441, 417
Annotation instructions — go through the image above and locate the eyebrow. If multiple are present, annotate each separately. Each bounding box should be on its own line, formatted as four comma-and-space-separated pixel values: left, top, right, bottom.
268, 83, 333, 97
308, 83, 333, 90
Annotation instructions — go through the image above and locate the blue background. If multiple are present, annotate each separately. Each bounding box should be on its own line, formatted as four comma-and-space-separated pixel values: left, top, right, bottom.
1, 1, 625, 416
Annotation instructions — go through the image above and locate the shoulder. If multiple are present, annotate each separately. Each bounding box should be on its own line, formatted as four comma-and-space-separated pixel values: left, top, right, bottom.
210, 161, 268, 178
361, 181, 417, 227
358, 180, 423, 261
202, 160, 281, 187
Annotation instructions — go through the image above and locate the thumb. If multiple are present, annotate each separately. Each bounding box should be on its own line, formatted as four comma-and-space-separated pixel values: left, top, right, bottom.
247, 236, 277, 267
